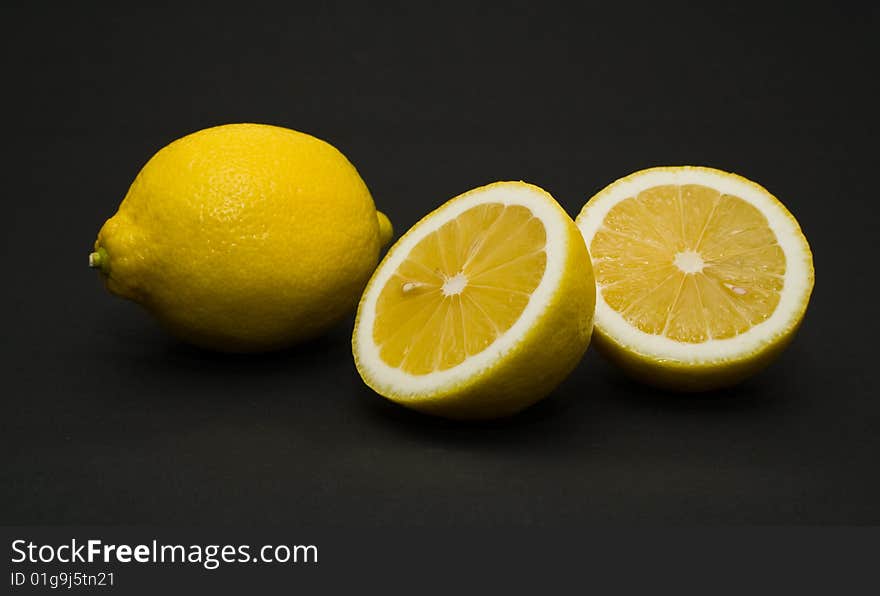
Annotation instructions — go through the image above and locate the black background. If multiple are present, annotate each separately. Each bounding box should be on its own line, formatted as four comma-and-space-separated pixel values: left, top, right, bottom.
3, 3, 879, 526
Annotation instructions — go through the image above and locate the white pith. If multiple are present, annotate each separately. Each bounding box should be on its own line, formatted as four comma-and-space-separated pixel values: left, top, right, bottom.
576, 167, 812, 364
354, 182, 568, 398
441, 273, 468, 296
674, 250, 705, 274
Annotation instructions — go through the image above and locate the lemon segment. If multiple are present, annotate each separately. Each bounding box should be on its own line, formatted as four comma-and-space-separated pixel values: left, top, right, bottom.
577, 166, 813, 391
354, 181, 595, 419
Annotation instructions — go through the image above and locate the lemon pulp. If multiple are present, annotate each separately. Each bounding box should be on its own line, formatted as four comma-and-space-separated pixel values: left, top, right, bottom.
373, 203, 547, 374
591, 184, 786, 343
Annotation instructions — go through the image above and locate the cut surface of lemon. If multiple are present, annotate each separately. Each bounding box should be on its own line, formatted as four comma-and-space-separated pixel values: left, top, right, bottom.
353, 181, 595, 419
576, 166, 813, 391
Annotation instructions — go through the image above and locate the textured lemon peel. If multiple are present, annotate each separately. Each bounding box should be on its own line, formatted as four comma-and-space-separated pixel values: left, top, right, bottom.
91, 123, 388, 352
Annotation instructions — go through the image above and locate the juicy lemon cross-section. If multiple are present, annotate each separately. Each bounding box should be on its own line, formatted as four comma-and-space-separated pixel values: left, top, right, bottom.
592, 183, 785, 342
373, 202, 548, 375
353, 181, 595, 419
576, 166, 814, 391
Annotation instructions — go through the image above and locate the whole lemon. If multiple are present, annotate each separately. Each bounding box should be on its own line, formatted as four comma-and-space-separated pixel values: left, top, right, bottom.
90, 123, 393, 352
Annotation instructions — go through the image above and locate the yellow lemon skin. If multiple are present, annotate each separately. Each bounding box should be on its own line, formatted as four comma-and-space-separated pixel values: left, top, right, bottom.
92, 123, 391, 352
592, 319, 806, 392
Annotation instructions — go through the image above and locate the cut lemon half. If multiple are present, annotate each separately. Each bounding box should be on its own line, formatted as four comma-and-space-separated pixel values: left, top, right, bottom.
353, 181, 595, 419
576, 166, 814, 391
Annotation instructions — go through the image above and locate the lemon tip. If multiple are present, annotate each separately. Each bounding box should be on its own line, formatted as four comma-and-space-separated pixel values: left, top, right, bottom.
377, 210, 393, 247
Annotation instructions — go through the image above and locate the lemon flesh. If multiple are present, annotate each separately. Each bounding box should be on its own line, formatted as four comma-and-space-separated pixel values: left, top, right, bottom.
354, 181, 595, 419
374, 203, 547, 374
577, 166, 814, 391
91, 123, 391, 352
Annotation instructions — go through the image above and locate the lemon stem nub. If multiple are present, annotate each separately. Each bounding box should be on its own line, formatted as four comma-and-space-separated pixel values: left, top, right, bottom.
377, 211, 394, 248
89, 247, 109, 272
